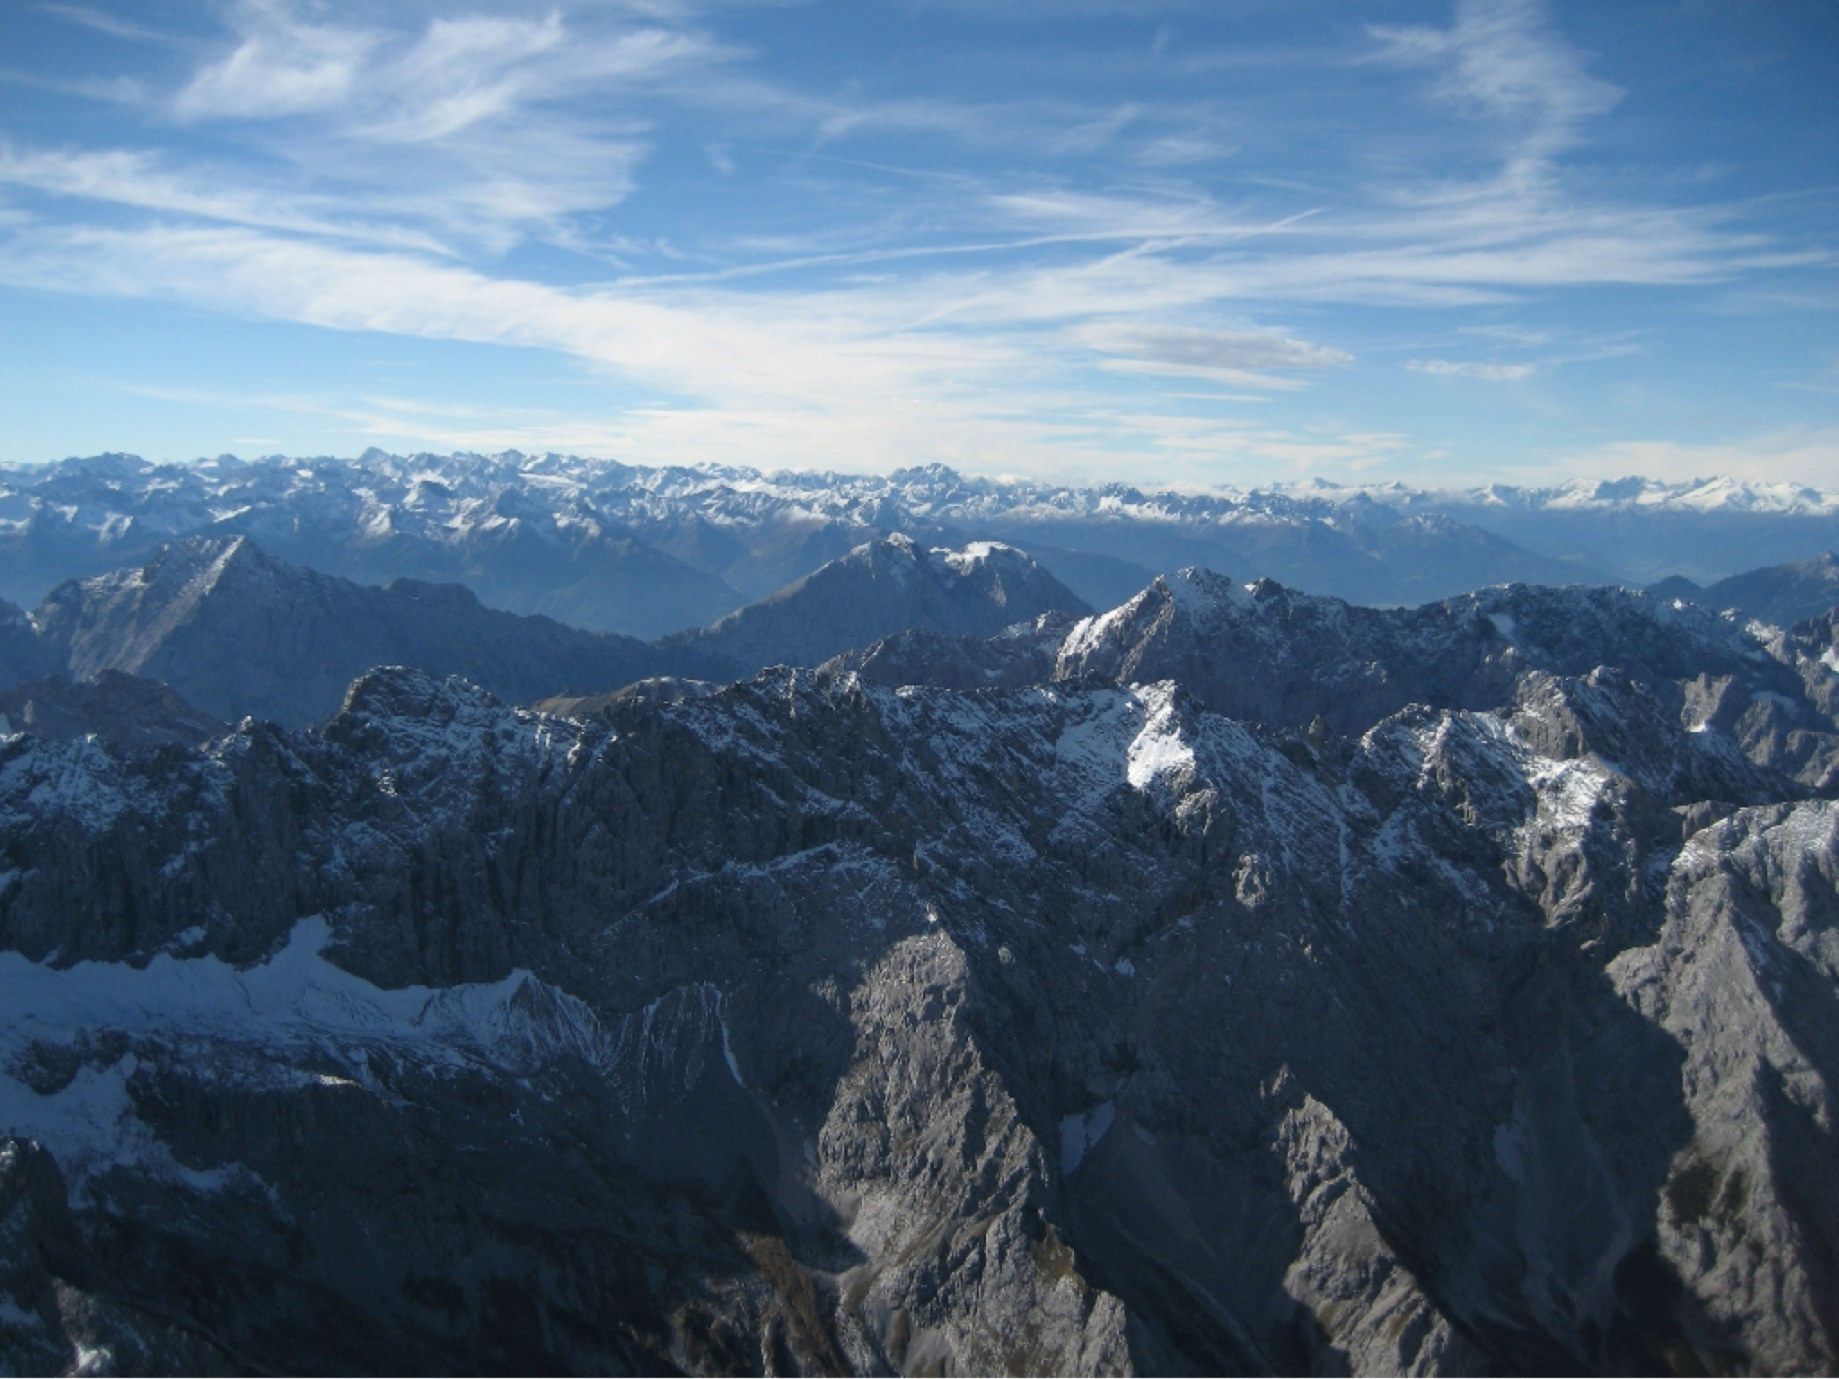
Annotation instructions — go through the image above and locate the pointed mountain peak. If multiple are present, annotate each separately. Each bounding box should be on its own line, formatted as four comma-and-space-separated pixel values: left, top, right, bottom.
135, 533, 275, 596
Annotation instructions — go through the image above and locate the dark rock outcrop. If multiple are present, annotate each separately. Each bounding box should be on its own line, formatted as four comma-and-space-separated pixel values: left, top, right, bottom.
0, 600, 57, 691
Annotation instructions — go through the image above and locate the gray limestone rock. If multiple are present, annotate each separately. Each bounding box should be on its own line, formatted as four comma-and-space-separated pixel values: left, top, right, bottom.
0, 578, 1835, 1373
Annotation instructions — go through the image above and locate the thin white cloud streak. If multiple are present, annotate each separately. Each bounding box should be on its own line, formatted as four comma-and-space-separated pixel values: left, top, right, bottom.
175, 4, 380, 121
176, 3, 718, 133
1408, 358, 1535, 381
1085, 413, 1412, 475
0, 144, 452, 255
38, 3, 186, 46
0, 223, 1028, 408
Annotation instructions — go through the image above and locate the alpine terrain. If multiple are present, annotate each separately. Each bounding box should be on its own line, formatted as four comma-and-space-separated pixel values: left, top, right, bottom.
0, 525, 1836, 1376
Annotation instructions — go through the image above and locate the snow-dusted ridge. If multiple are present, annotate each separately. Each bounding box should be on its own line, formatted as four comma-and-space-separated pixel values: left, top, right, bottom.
0, 918, 602, 1196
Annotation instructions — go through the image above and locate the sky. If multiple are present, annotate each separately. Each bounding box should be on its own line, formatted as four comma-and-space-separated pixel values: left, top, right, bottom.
0, 0, 1835, 489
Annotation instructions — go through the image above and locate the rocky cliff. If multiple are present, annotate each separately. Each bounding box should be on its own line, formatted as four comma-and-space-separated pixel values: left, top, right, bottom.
0, 572, 1834, 1375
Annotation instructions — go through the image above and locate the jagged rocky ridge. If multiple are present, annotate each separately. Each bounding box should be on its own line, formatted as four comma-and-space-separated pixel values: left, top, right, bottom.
829, 569, 1839, 792
0, 573, 1836, 1374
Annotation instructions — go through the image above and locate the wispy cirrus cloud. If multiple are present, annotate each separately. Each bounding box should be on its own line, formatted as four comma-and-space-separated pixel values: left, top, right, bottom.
1368, 0, 1622, 182
174, 3, 379, 121
0, 143, 452, 254
154, 2, 721, 252
36, 3, 184, 47
1, 0, 1831, 486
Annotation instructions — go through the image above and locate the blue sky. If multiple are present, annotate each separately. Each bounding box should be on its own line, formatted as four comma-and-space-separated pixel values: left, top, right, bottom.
0, 0, 1834, 487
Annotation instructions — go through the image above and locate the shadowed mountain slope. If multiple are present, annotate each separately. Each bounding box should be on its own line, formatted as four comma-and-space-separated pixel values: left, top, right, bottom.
1650, 551, 1839, 629
0, 600, 57, 690
659, 535, 1091, 676
0, 670, 226, 751
28, 536, 685, 726
10, 534, 1097, 726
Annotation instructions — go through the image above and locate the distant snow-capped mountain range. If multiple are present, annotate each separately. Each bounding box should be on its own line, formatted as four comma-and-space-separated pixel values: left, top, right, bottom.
3, 451, 1835, 636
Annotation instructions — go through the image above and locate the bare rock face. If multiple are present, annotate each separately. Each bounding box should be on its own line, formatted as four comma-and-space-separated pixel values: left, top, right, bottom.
1611, 803, 1839, 1371
821, 934, 1129, 1376
1265, 1082, 1483, 1376
0, 571, 1836, 1374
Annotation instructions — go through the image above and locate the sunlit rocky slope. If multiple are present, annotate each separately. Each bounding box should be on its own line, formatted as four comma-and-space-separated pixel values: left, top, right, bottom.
0, 562, 1836, 1375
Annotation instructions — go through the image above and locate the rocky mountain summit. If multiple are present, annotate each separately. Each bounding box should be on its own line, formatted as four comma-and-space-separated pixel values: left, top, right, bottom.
660, 535, 1090, 678
0, 564, 1836, 1375
830, 568, 1836, 787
